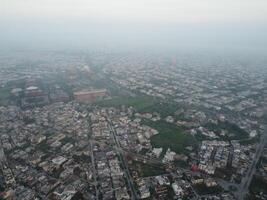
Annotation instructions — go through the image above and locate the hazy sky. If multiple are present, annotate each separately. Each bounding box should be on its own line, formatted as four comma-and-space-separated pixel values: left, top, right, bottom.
2, 0, 267, 23
1, 0, 267, 51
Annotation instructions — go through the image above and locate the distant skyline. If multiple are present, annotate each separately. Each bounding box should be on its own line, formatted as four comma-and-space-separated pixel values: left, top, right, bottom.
1, 0, 267, 51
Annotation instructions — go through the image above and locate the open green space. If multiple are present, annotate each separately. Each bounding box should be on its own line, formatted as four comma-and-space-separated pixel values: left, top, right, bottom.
0, 87, 10, 106
144, 120, 196, 154
239, 137, 259, 145
94, 76, 181, 117
60, 136, 76, 144
131, 160, 166, 177
205, 121, 249, 140
96, 93, 180, 118
138, 101, 180, 118
194, 184, 223, 195
36, 141, 51, 153
96, 95, 156, 111
249, 175, 267, 195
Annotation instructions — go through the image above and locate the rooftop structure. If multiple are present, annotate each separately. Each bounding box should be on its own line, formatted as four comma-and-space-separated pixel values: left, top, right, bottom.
74, 89, 107, 103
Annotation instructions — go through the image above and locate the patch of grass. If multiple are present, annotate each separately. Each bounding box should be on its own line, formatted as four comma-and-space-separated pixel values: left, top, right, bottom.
139, 101, 180, 118
194, 184, 223, 195
96, 88, 181, 118
205, 121, 249, 140
131, 160, 166, 177
173, 160, 188, 168
249, 175, 267, 194
239, 137, 259, 145
0, 87, 10, 105
60, 136, 75, 144
144, 120, 196, 154
96, 95, 156, 111
36, 141, 51, 153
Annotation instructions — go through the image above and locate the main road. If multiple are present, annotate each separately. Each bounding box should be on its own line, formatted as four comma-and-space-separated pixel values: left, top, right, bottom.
89, 140, 99, 200
107, 119, 139, 200
236, 125, 267, 200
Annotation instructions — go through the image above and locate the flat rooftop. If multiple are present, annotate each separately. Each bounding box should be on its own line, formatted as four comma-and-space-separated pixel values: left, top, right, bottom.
74, 89, 107, 95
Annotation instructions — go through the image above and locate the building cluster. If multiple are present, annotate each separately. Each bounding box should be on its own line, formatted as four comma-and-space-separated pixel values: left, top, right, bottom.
247, 143, 267, 200
0, 103, 95, 199
198, 140, 255, 184
74, 89, 108, 103
90, 109, 130, 199
0, 52, 267, 199
104, 54, 266, 135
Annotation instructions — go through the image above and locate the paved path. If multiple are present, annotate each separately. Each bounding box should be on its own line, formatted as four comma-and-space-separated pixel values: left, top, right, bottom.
235, 125, 267, 200
90, 140, 99, 200
108, 120, 139, 200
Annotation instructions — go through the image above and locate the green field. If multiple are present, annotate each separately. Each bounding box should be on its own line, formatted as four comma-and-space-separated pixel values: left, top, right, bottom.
0, 87, 10, 106
131, 160, 166, 177
96, 94, 180, 118
138, 101, 180, 118
194, 184, 223, 195
144, 120, 196, 154
249, 175, 267, 196
205, 121, 249, 140
96, 95, 156, 111
239, 137, 259, 145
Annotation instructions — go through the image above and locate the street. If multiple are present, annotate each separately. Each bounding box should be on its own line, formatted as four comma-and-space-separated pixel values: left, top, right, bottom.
108, 120, 139, 200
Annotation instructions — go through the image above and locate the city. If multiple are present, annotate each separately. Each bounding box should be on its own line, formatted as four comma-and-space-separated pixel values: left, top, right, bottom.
0, 51, 266, 200
1, 0, 267, 199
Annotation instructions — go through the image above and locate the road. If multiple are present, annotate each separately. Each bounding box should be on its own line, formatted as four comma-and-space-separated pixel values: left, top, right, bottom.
90, 140, 99, 200
108, 120, 139, 200
106, 118, 267, 200
235, 125, 267, 200
125, 127, 266, 200
121, 146, 201, 199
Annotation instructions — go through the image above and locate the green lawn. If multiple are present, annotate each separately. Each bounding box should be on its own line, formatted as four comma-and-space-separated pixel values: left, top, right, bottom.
0, 87, 10, 106
194, 184, 223, 195
96, 95, 156, 111
96, 95, 180, 118
138, 101, 180, 118
239, 137, 259, 145
249, 175, 267, 195
205, 121, 249, 140
144, 120, 196, 154
131, 160, 166, 177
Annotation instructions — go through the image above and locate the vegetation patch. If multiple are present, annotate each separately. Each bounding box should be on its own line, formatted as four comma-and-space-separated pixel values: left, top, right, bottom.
144, 120, 196, 154
205, 121, 249, 140
130, 160, 166, 177
239, 137, 259, 145
96, 95, 156, 111
0, 87, 10, 106
249, 175, 267, 194
194, 184, 223, 195
139, 101, 180, 118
